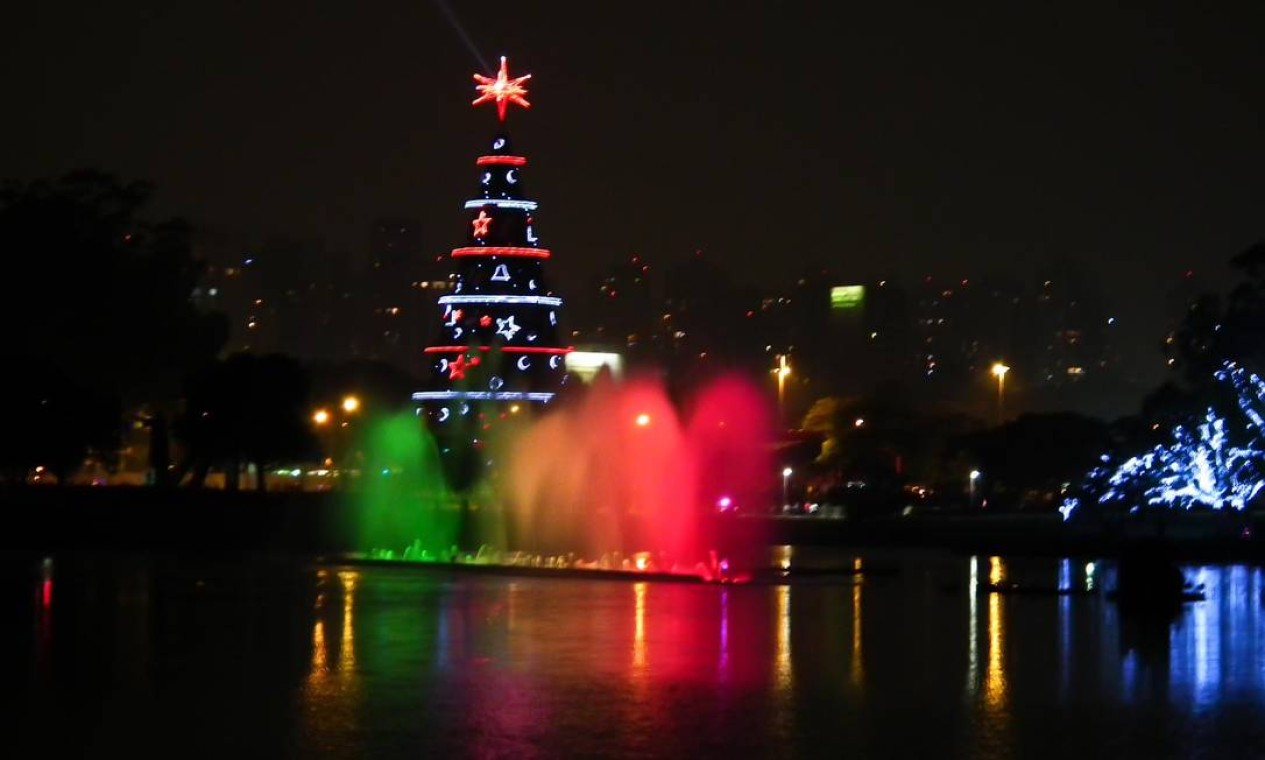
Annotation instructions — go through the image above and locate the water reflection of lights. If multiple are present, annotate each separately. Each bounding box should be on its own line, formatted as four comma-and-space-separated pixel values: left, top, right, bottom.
303, 570, 362, 752
775, 585, 792, 690
36, 557, 53, 671
508, 582, 519, 632
309, 571, 329, 679
966, 556, 979, 694
851, 558, 863, 688
633, 582, 648, 673
40, 556, 54, 608
1161, 565, 1265, 708
311, 620, 328, 676
985, 557, 1007, 708
338, 570, 358, 673
772, 545, 793, 572
719, 589, 730, 675
1192, 567, 1220, 703
1058, 558, 1072, 698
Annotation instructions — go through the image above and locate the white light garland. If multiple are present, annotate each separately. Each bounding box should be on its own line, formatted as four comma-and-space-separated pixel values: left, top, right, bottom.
413, 391, 556, 402
438, 295, 562, 306
464, 199, 537, 211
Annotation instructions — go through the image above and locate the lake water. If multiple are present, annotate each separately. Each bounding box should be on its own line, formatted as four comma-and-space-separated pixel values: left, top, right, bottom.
6, 550, 1265, 759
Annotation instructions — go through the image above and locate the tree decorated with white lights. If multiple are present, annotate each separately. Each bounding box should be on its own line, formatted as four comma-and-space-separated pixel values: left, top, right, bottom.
1061, 362, 1265, 520
413, 56, 569, 482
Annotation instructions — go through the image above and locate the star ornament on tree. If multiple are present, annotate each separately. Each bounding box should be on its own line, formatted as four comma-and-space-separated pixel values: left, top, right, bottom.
473, 56, 531, 121
448, 352, 481, 381
496, 316, 521, 341
471, 210, 492, 239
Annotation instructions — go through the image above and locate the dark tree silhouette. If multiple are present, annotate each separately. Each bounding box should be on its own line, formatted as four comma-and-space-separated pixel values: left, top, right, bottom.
176, 353, 318, 491
1168, 241, 1265, 388
956, 412, 1110, 510
0, 171, 227, 480
0, 366, 120, 483
307, 359, 418, 416
802, 387, 983, 511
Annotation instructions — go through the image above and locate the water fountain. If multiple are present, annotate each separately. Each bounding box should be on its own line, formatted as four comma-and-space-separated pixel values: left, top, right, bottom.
352, 412, 456, 562
347, 374, 774, 581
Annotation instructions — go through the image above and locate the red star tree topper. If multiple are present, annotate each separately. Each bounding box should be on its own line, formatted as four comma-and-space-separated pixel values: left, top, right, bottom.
472, 56, 531, 121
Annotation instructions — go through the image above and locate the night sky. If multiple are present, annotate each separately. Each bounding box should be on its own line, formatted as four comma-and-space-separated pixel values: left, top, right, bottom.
3, 1, 1263, 338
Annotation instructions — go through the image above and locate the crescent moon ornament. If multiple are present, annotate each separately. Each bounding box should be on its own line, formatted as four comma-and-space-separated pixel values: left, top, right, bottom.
517, 356, 531, 371
506, 169, 518, 184
439, 359, 449, 373
481, 172, 492, 185
438, 407, 450, 422
493, 137, 506, 150
528, 279, 537, 290
549, 355, 562, 369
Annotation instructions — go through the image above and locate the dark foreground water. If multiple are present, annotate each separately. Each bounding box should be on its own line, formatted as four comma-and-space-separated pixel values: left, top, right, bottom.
5, 550, 1265, 759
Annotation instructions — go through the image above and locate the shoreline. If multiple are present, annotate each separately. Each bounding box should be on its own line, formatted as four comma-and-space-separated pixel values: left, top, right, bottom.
1, 486, 1262, 563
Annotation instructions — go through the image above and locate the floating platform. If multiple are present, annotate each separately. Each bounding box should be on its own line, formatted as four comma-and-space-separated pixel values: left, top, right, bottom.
316, 554, 886, 585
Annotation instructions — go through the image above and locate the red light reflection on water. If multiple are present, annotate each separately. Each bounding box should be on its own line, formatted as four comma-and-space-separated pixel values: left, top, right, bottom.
619, 582, 790, 690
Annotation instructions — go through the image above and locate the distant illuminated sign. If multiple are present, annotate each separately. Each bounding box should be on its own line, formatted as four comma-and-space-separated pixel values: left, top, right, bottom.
830, 285, 865, 310
565, 351, 623, 383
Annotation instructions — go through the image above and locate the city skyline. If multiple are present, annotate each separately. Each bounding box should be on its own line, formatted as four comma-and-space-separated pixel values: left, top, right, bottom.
196, 231, 1180, 421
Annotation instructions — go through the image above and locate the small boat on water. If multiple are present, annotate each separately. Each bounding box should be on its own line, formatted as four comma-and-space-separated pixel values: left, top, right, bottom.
1110, 546, 1204, 614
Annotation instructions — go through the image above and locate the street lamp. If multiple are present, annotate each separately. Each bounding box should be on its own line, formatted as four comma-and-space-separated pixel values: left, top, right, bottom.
313, 409, 331, 426
341, 395, 360, 414
782, 466, 793, 512
968, 469, 981, 508
773, 354, 792, 427
991, 362, 1010, 425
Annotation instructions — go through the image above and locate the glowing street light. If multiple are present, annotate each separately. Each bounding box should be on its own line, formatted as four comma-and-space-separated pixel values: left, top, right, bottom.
991, 362, 1010, 425
782, 466, 793, 511
773, 354, 792, 427
341, 395, 360, 414
313, 409, 331, 426
969, 469, 981, 508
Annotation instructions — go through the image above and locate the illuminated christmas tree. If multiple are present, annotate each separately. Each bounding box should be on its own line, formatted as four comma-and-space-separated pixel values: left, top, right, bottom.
413, 57, 569, 483
1061, 362, 1265, 520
